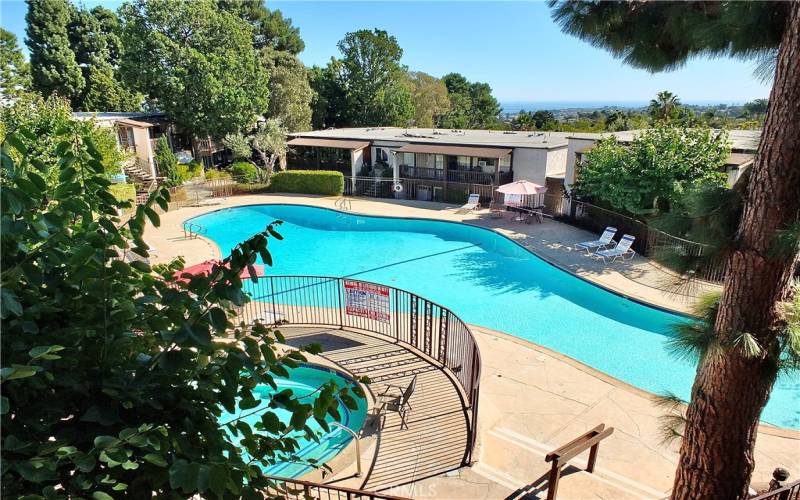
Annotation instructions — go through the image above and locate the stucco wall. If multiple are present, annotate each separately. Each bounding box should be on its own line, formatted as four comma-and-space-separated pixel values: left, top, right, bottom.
564, 137, 597, 191
131, 127, 156, 178
545, 146, 568, 177
511, 148, 549, 185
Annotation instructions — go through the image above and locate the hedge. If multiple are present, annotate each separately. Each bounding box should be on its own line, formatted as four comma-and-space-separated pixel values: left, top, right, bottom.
268, 170, 344, 195
231, 162, 258, 183
108, 183, 136, 203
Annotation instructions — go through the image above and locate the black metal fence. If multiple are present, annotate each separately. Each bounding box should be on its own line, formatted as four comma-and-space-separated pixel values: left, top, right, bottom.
750, 480, 800, 500
344, 176, 496, 204
264, 476, 410, 500
236, 275, 482, 465
540, 195, 726, 283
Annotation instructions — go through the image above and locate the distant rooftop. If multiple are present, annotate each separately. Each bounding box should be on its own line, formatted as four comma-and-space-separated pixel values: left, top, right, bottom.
290, 127, 573, 150
72, 111, 167, 122
292, 126, 761, 152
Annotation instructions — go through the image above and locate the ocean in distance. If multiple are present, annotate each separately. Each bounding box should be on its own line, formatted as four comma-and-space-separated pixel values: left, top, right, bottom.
500, 100, 747, 114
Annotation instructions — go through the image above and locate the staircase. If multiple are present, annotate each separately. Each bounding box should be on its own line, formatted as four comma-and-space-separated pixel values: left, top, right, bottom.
363, 182, 380, 198
122, 159, 157, 205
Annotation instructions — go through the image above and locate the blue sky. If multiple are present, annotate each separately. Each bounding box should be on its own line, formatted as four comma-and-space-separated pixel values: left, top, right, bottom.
1, 0, 771, 104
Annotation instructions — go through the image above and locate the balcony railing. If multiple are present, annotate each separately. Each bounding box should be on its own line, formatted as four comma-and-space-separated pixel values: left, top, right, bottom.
399, 165, 512, 185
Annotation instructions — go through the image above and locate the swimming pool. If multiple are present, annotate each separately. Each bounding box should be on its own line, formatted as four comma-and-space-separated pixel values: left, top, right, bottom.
218, 364, 368, 478
194, 204, 799, 429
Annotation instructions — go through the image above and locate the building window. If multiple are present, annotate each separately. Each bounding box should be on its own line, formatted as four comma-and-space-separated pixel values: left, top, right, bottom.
435, 154, 444, 169
402, 152, 415, 166
499, 155, 511, 171
456, 155, 471, 168
375, 147, 389, 164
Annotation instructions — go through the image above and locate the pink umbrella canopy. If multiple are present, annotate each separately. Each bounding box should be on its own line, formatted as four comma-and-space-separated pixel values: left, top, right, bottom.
173, 259, 264, 283
495, 180, 547, 195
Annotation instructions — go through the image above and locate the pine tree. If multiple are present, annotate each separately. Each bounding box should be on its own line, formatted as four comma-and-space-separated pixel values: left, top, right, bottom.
549, 2, 800, 498
25, 0, 84, 103
0, 28, 31, 101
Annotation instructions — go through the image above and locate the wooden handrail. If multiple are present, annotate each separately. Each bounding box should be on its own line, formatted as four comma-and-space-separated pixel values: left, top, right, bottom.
544, 424, 614, 500
750, 479, 800, 500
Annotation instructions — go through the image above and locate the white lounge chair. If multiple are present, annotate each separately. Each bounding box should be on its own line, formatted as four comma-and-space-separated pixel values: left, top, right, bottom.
457, 194, 481, 213
594, 234, 636, 263
574, 227, 617, 254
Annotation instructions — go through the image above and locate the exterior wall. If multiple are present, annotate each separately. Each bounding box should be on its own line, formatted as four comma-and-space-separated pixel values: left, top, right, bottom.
564, 138, 597, 191
544, 146, 568, 177
510, 148, 549, 185
131, 126, 156, 177
350, 148, 364, 177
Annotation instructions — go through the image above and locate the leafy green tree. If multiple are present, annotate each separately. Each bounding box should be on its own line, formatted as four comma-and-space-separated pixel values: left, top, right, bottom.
222, 132, 253, 162
309, 61, 348, 129
0, 29, 31, 101
550, 2, 800, 498
573, 126, 729, 216
68, 4, 141, 111
263, 49, 313, 132
120, 0, 270, 139
438, 72, 500, 129
219, 1, 305, 54
405, 71, 450, 128
742, 98, 769, 118
25, 0, 84, 103
0, 128, 363, 497
1, 93, 126, 184
250, 118, 287, 179
336, 29, 414, 126
154, 135, 179, 183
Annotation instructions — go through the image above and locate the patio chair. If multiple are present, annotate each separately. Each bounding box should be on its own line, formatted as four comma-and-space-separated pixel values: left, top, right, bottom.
594, 234, 636, 263
378, 375, 417, 430
456, 194, 481, 213
573, 227, 617, 255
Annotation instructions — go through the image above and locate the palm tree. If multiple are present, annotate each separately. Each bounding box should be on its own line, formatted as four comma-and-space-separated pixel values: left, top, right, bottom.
648, 90, 681, 121
548, 2, 800, 499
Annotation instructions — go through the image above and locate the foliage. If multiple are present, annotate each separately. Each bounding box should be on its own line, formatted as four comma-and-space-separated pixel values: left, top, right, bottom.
1, 129, 364, 498
438, 73, 501, 129
223, 133, 253, 162
548, 1, 788, 75
120, 0, 270, 139
25, 0, 84, 103
262, 49, 314, 132
250, 118, 288, 179
154, 136, 179, 184
336, 29, 414, 127
573, 125, 729, 216
205, 169, 232, 181
648, 90, 682, 122
108, 182, 136, 203
511, 110, 557, 131
219, 1, 305, 54
309, 61, 349, 130
175, 161, 203, 184
405, 71, 450, 128
0, 93, 127, 184
268, 170, 344, 195
1, 28, 31, 101
231, 161, 258, 183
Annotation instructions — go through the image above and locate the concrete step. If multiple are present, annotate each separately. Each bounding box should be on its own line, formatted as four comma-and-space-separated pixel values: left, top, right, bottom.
470, 426, 667, 499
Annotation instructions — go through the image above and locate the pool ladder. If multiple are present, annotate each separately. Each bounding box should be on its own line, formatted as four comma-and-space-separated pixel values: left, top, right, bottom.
182, 221, 208, 239
335, 197, 352, 212
331, 422, 362, 477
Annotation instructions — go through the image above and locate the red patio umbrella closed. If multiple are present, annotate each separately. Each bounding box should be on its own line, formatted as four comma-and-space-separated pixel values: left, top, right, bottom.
173, 259, 264, 283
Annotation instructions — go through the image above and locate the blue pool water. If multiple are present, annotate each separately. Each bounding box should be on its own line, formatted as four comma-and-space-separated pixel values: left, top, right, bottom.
218, 365, 368, 478
195, 204, 799, 429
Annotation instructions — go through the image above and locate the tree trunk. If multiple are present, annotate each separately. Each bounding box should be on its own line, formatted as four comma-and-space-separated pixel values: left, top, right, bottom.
671, 4, 800, 499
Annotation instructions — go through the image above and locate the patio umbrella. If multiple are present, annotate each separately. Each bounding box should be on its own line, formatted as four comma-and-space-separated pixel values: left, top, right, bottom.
173, 259, 264, 282
495, 180, 547, 195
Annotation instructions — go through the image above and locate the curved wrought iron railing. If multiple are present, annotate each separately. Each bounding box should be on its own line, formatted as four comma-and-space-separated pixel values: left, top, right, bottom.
237, 275, 482, 465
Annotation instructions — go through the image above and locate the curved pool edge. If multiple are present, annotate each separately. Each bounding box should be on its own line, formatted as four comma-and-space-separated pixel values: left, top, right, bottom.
181, 201, 797, 433
472, 324, 800, 440
286, 355, 376, 483
183, 202, 695, 319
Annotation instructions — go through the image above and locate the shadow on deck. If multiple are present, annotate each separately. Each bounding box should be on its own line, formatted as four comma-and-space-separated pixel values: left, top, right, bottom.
281, 326, 470, 492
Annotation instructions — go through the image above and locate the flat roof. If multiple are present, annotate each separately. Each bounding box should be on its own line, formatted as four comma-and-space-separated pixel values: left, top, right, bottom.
290, 127, 571, 150
287, 137, 369, 150
396, 143, 511, 158
73, 111, 167, 122
567, 129, 761, 152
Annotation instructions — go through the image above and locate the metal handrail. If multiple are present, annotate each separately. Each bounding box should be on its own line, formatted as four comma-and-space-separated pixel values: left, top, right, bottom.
238, 275, 482, 465
750, 479, 800, 500
331, 422, 361, 477
182, 221, 207, 239
264, 475, 410, 500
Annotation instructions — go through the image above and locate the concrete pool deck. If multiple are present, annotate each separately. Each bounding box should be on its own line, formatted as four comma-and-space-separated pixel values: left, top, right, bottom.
144, 193, 799, 498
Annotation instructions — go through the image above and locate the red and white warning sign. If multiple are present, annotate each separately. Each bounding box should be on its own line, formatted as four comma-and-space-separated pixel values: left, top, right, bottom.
344, 279, 390, 323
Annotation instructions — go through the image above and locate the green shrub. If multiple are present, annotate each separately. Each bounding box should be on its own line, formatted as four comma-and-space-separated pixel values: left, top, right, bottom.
231, 161, 258, 183
108, 183, 136, 202
175, 161, 204, 183
268, 170, 344, 195
205, 169, 233, 181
